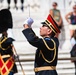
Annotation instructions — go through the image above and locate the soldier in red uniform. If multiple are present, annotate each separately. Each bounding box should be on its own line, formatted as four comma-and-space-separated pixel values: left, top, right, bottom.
0, 9, 18, 75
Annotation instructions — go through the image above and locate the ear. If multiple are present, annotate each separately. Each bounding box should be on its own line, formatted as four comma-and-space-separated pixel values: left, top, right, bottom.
48, 29, 52, 35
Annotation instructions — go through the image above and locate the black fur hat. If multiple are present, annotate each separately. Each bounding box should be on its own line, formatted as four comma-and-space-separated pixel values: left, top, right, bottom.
0, 9, 13, 33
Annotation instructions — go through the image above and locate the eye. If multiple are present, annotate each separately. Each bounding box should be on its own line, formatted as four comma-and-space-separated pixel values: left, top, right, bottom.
42, 25, 46, 27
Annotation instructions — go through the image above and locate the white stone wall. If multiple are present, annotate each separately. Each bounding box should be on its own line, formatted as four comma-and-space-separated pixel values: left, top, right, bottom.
0, 0, 76, 52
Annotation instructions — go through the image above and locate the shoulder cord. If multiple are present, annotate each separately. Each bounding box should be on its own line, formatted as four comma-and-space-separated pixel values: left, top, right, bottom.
0, 36, 10, 50
40, 38, 56, 63
42, 38, 55, 50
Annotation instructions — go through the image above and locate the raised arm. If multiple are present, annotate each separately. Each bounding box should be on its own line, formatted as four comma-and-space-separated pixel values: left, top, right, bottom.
65, 12, 72, 24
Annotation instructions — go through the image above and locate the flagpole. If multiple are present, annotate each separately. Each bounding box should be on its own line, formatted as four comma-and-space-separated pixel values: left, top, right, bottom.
12, 45, 26, 75
28, 4, 30, 17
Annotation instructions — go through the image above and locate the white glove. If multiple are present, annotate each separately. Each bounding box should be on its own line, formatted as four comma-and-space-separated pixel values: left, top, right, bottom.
23, 17, 34, 27
7, 28, 14, 38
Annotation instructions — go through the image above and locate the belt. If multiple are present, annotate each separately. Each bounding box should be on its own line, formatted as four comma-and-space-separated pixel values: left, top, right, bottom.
34, 66, 56, 72
2, 55, 10, 58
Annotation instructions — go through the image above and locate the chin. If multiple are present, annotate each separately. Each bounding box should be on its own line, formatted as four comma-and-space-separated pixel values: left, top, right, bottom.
41, 35, 44, 37
40, 34, 42, 36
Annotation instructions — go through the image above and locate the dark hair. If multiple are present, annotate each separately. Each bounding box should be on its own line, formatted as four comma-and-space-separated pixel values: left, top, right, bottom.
52, 2, 58, 6
50, 31, 55, 37
73, 5, 76, 9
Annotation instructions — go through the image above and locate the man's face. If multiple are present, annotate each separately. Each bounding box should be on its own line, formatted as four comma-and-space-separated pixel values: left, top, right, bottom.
40, 25, 52, 37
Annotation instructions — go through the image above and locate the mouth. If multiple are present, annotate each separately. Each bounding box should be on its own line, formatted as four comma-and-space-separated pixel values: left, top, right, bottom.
40, 30, 41, 32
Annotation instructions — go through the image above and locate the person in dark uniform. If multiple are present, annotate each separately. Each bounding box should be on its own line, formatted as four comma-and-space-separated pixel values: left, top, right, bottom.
22, 14, 60, 75
0, 9, 18, 75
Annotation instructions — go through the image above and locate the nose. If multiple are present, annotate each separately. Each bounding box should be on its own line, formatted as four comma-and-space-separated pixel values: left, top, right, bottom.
40, 27, 42, 29
40, 27, 42, 31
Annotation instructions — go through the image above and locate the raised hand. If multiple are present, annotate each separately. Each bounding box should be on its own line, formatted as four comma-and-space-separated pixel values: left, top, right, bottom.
23, 17, 34, 27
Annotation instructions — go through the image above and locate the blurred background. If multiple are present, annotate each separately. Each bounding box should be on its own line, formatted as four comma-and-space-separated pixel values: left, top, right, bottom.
0, 0, 76, 75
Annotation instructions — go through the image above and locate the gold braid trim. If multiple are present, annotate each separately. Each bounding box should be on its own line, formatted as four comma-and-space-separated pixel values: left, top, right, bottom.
0, 37, 10, 50
0, 54, 14, 75
40, 38, 56, 63
46, 20, 56, 31
45, 21, 56, 34
42, 38, 55, 50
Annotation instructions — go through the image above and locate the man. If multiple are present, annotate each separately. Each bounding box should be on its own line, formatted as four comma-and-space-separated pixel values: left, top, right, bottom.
50, 2, 63, 29
22, 14, 60, 75
0, 9, 18, 75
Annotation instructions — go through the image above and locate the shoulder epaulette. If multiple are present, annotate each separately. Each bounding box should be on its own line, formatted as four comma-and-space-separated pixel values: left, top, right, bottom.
0, 36, 10, 50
